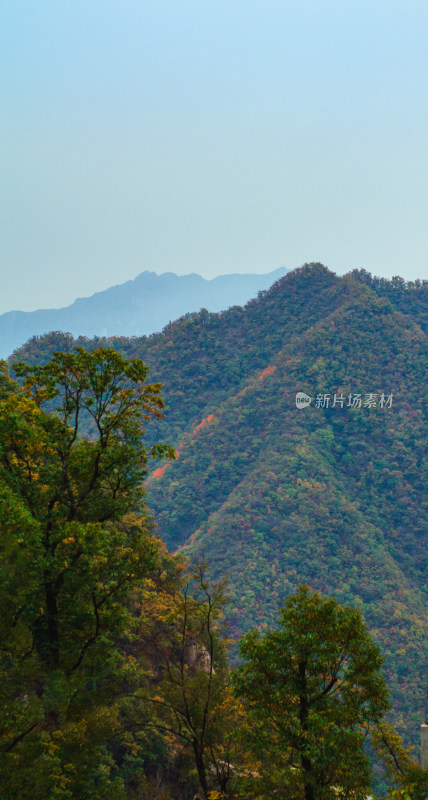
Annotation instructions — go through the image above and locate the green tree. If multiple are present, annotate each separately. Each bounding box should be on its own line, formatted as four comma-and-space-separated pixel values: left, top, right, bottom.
233, 586, 390, 800
0, 349, 174, 798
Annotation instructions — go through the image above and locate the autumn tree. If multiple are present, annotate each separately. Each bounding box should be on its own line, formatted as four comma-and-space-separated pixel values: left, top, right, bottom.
371, 722, 428, 800
233, 586, 390, 800
131, 562, 243, 800
0, 349, 174, 798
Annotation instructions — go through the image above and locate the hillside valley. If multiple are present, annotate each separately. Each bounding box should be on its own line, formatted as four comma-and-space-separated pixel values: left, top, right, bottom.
9, 263, 428, 751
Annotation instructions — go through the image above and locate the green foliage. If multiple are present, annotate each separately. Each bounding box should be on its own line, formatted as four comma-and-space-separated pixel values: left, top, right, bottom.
233, 587, 390, 800
9, 265, 428, 759
0, 349, 175, 798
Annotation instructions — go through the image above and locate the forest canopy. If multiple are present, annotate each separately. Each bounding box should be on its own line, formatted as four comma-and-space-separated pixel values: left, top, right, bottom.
2, 266, 427, 798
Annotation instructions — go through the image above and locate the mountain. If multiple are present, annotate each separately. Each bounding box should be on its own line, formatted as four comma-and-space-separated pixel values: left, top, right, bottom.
0, 266, 289, 359
9, 264, 428, 749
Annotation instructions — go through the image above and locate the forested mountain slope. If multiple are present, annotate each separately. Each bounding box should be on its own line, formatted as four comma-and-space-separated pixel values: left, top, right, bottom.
9, 264, 428, 747
0, 266, 288, 359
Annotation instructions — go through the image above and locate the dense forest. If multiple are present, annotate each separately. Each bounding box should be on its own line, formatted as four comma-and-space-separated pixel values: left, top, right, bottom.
4, 264, 427, 798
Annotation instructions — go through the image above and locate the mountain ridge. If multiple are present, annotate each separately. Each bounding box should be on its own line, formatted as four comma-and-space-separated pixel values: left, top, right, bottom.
8, 264, 427, 747
0, 266, 289, 359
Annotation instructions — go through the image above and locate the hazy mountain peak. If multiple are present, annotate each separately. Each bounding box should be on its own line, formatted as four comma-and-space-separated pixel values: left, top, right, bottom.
0, 266, 290, 359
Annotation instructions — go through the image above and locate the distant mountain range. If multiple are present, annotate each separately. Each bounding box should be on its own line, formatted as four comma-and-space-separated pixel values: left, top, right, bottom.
9, 264, 428, 750
0, 266, 289, 359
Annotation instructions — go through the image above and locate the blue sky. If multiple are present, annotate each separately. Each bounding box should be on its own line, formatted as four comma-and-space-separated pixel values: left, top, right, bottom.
1, 0, 427, 312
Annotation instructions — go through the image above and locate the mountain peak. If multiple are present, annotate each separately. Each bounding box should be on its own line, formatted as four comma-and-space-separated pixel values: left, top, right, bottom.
1, 266, 291, 360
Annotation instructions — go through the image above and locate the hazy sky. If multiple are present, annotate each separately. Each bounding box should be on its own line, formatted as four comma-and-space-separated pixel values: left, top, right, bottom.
1, 0, 428, 313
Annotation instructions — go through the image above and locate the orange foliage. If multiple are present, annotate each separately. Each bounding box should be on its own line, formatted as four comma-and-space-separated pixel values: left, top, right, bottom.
236, 366, 276, 398
191, 414, 215, 435
258, 364, 277, 380
148, 447, 181, 483
151, 465, 167, 479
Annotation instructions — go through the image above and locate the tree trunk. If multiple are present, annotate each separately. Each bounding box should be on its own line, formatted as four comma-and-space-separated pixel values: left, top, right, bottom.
302, 755, 315, 800
299, 661, 315, 800
44, 580, 60, 668
32, 578, 60, 670
192, 741, 209, 800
